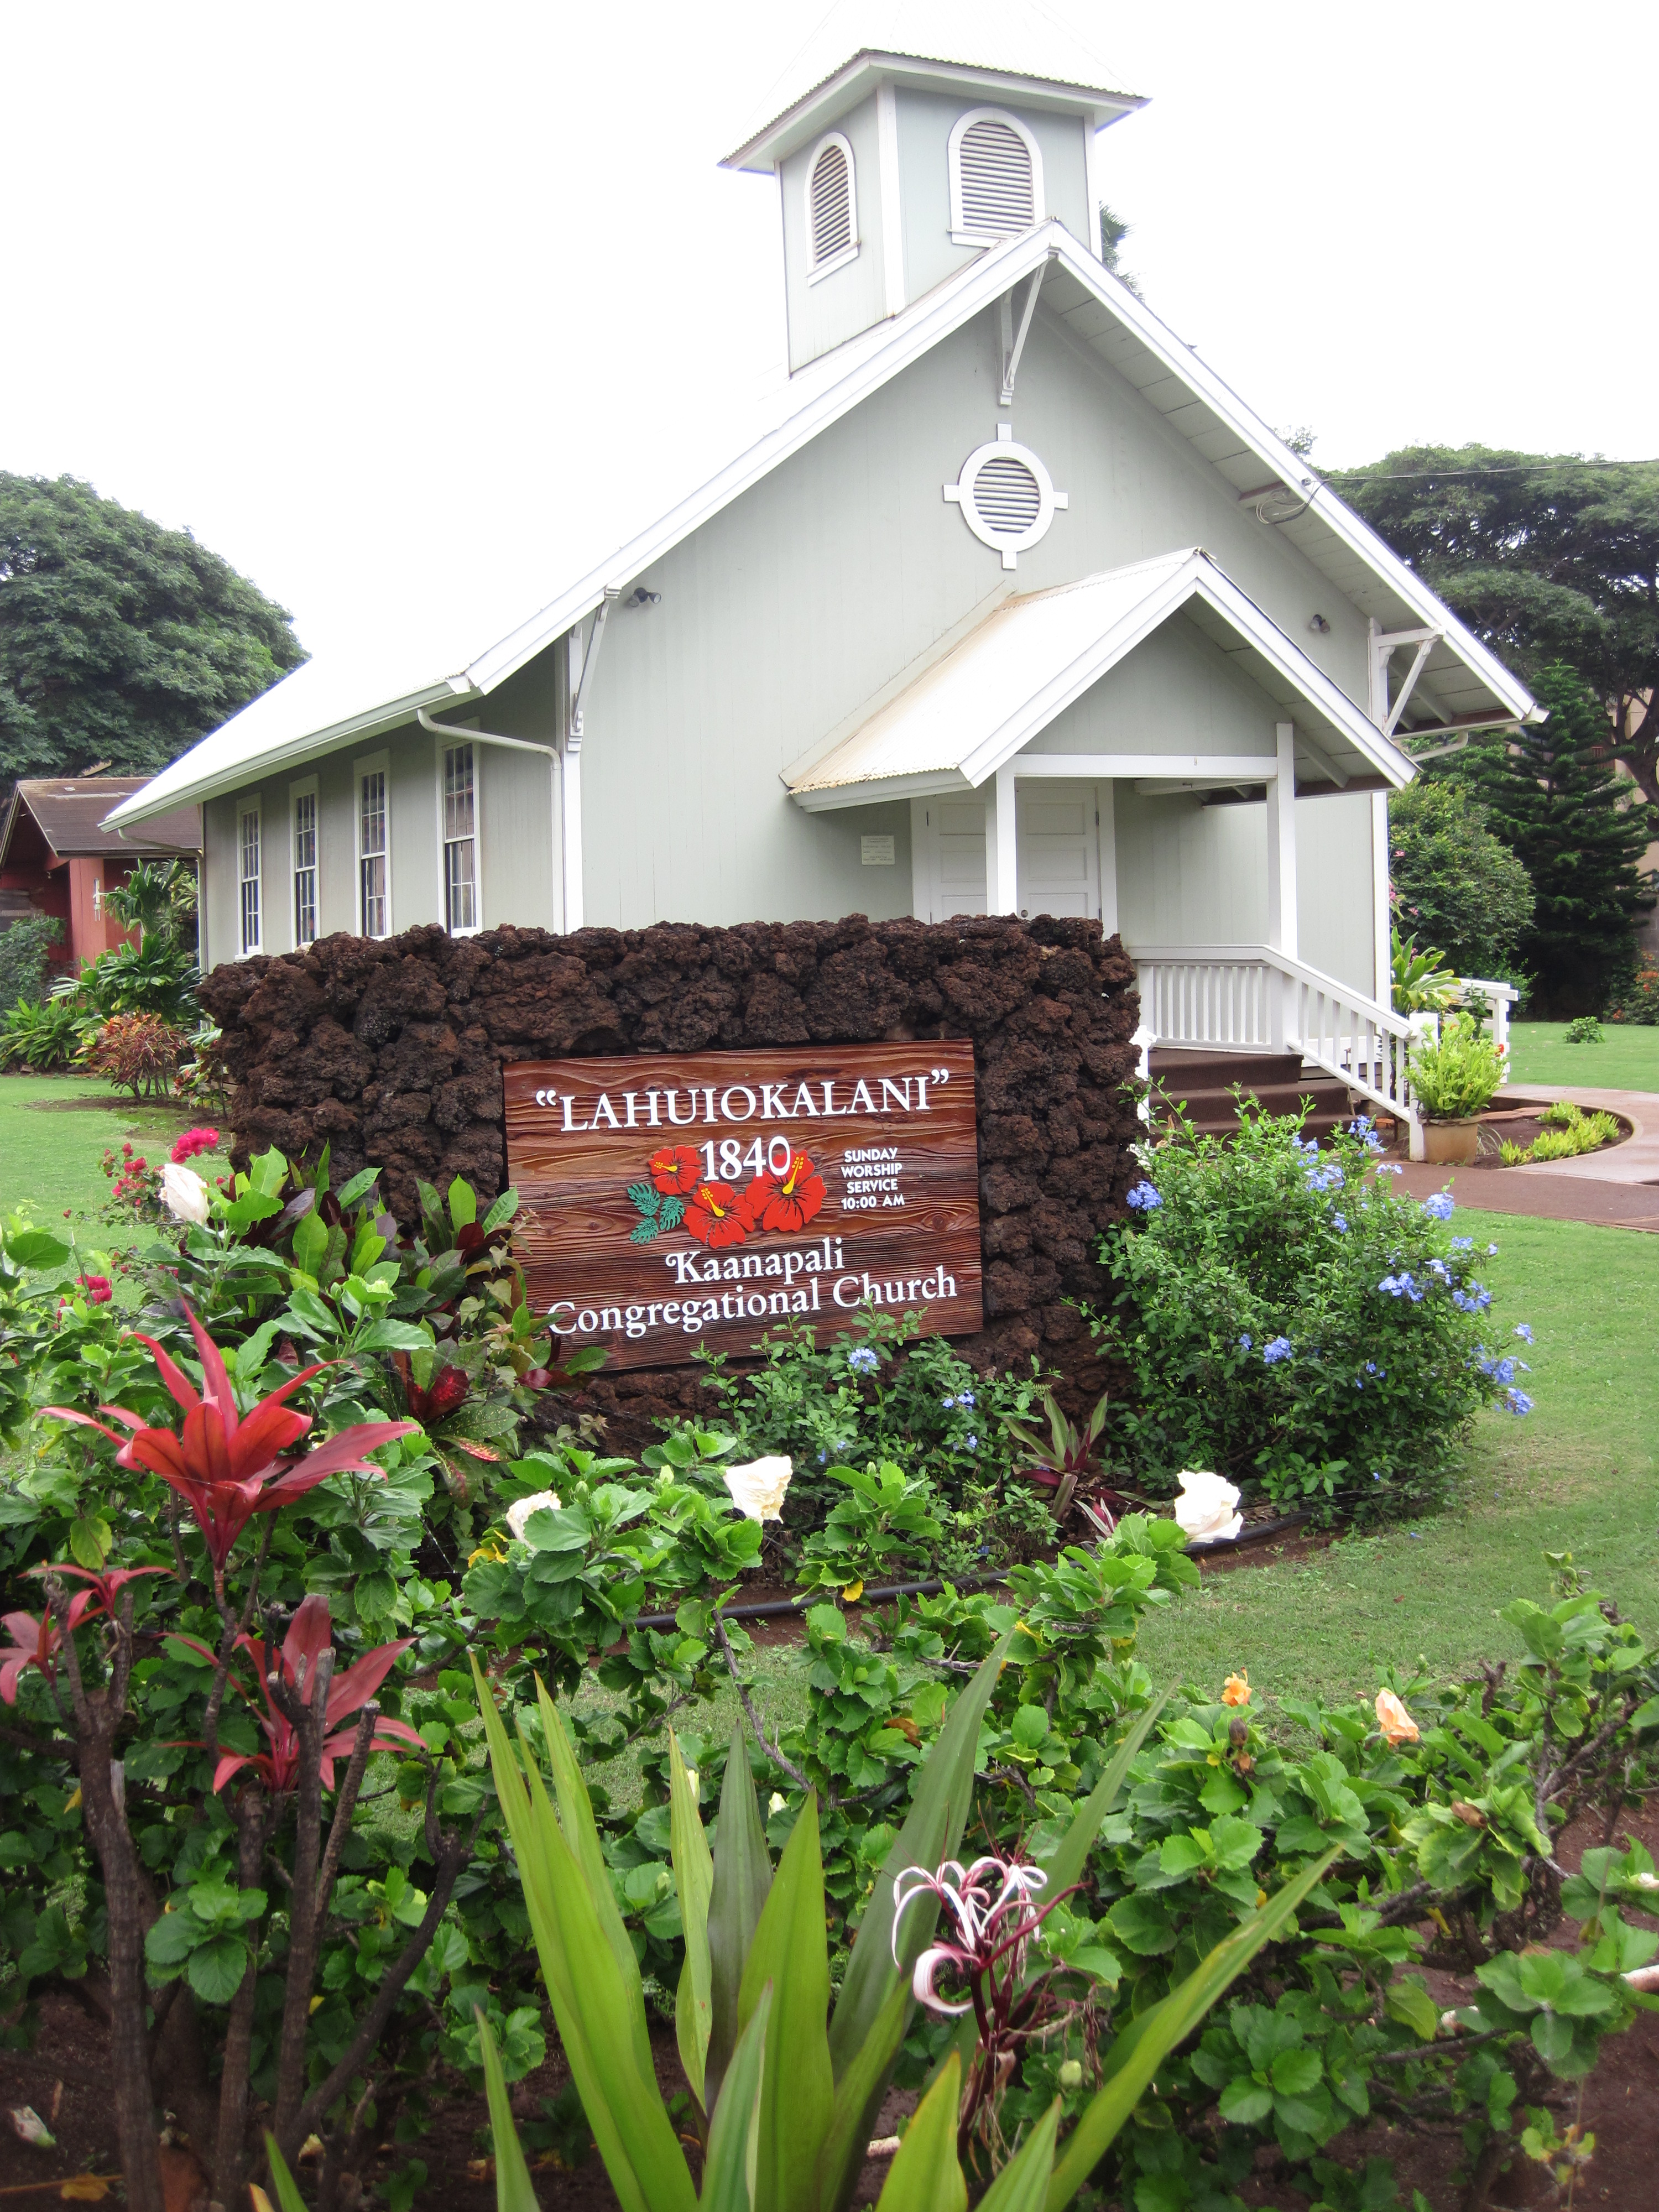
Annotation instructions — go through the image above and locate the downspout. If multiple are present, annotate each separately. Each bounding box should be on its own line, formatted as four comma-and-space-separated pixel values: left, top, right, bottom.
416, 707, 561, 928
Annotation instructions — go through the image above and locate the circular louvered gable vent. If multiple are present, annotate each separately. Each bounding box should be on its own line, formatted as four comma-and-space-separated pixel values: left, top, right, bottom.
943, 432, 1068, 570
971, 455, 1042, 536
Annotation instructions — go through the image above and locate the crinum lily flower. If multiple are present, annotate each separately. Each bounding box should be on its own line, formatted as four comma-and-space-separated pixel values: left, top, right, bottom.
891, 1854, 1050, 2015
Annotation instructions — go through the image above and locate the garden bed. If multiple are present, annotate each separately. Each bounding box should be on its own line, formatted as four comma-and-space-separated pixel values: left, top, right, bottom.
1467, 1097, 1633, 1166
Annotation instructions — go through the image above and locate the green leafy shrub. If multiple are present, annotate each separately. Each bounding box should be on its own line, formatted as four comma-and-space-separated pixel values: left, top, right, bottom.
54, 936, 200, 1025
1388, 780, 1536, 983
0, 911, 63, 1014
1408, 1012, 1507, 1119
1563, 1013, 1604, 1042
0, 992, 84, 1068
1094, 1108, 1531, 1510
1390, 924, 1460, 1014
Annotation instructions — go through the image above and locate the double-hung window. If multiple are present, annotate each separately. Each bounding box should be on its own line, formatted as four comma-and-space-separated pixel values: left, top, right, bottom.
292, 784, 318, 947
238, 806, 262, 954
442, 742, 478, 933
358, 766, 389, 938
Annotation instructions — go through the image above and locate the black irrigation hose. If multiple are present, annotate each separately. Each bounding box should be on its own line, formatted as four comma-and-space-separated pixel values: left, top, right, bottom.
634, 1509, 1314, 1629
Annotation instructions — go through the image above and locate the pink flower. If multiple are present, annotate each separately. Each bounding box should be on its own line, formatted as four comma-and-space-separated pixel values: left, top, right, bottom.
170, 1127, 221, 1164
77, 1275, 113, 1305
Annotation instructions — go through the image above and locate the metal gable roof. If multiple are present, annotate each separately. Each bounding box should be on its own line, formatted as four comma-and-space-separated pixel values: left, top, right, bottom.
786, 548, 1415, 808
2, 779, 201, 863
106, 220, 1535, 834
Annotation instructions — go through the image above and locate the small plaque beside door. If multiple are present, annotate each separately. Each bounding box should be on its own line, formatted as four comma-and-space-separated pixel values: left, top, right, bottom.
860, 834, 896, 866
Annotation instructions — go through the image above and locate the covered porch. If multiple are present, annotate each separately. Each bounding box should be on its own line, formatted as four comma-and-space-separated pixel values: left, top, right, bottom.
787, 546, 1481, 1133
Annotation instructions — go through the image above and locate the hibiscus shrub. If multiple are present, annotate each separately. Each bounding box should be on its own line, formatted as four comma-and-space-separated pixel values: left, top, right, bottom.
1096, 1107, 1533, 1514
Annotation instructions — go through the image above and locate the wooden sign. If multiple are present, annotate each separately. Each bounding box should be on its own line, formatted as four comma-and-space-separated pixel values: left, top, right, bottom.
503, 1042, 982, 1371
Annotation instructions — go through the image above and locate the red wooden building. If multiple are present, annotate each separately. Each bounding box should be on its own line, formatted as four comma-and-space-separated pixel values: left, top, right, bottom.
0, 779, 202, 972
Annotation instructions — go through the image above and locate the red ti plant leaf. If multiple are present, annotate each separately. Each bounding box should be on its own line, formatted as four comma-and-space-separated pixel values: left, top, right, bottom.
390, 1352, 471, 1425
186, 1594, 425, 1795
43, 1300, 417, 1584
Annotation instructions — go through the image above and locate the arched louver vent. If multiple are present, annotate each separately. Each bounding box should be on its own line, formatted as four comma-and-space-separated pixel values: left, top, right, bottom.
956, 118, 1035, 236
971, 456, 1042, 537
808, 139, 854, 268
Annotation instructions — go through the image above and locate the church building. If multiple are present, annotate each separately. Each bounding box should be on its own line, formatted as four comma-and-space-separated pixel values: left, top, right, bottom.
106, 15, 1536, 1121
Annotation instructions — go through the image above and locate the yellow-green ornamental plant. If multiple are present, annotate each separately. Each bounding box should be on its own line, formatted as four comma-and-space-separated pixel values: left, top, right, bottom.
471, 1649, 1340, 2212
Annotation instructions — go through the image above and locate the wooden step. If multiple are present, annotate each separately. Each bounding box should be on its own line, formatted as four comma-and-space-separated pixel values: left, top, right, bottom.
1148, 1047, 1365, 1142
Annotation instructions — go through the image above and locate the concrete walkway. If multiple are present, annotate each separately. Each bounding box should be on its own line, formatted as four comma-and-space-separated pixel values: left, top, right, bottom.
1394, 1084, 1659, 1231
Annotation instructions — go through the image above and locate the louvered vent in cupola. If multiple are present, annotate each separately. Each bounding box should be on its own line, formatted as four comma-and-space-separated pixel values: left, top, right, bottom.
949, 109, 1044, 246
805, 133, 858, 280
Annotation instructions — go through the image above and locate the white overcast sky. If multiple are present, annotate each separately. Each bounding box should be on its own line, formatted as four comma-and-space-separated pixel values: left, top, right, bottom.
3, 0, 1653, 673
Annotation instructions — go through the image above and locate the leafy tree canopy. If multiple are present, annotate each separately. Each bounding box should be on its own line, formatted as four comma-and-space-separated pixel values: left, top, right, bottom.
1326, 444, 1659, 800
0, 472, 306, 784
1387, 779, 1535, 988
1428, 662, 1656, 1015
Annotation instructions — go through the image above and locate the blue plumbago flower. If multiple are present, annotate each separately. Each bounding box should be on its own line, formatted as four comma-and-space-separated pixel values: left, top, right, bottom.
1408, 1530, 1422, 1540
1238, 1332, 1253, 1351
1372, 1470, 1384, 1483
1262, 1336, 1293, 1364
1451, 1236, 1474, 1251
941, 1394, 958, 1408
1378, 1273, 1424, 1302
817, 1449, 829, 1465
847, 1346, 879, 1374
957, 1389, 975, 1407
1332, 1211, 1349, 1231
1306, 1163, 1345, 1193
1514, 1323, 1534, 1343
1452, 1283, 1493, 1314
1478, 1353, 1520, 1385
1505, 1388, 1535, 1416
1422, 1191, 1455, 1220
1485, 1243, 1500, 1256
1379, 1164, 1404, 1176
1365, 1361, 1380, 1375
1348, 1116, 1383, 1152
1426, 1258, 1450, 1280
964, 1433, 979, 1452
1126, 1180, 1162, 1211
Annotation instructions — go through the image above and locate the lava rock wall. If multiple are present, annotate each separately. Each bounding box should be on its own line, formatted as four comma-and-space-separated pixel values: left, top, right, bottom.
198, 916, 1142, 1442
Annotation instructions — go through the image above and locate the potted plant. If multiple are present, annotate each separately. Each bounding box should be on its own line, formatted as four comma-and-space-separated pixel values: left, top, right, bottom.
1407, 1011, 1506, 1162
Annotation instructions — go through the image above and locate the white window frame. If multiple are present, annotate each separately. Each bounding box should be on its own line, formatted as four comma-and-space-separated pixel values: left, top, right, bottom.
804, 131, 859, 284
290, 774, 319, 950
237, 802, 263, 956
354, 750, 392, 940
947, 106, 1044, 247
436, 733, 482, 936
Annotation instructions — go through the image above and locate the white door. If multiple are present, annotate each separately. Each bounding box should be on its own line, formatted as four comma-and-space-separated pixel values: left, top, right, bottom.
911, 797, 988, 921
1016, 782, 1101, 919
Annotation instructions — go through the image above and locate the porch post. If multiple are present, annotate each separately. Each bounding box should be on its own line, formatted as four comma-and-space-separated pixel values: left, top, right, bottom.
1264, 722, 1298, 1047
988, 762, 1018, 914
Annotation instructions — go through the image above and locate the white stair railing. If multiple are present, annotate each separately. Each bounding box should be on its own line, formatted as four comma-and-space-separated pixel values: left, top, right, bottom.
1129, 942, 1421, 1131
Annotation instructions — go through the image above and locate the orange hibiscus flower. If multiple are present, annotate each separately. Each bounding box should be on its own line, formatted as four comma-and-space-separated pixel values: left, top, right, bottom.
682, 1182, 749, 1249
648, 1145, 702, 1196
744, 1152, 826, 1234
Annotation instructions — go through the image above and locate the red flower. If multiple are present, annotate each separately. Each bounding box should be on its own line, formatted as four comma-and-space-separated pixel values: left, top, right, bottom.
170, 1127, 220, 1164
174, 1593, 424, 1794
744, 1152, 826, 1234
682, 1182, 749, 1249
43, 1302, 416, 1581
648, 1145, 702, 1196
77, 1275, 113, 1305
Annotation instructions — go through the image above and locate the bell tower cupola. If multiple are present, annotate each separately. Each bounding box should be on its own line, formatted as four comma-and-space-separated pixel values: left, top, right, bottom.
721, 4, 1144, 373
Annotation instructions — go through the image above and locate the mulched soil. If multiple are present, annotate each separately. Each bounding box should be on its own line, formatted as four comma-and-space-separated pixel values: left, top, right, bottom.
1463, 1103, 1632, 1170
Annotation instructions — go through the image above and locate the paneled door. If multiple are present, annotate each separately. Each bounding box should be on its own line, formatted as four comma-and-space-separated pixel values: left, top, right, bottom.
910, 797, 988, 920
1015, 781, 1102, 919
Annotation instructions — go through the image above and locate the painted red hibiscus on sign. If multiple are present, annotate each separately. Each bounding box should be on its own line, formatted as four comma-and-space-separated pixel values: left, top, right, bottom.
744, 1151, 826, 1234
648, 1145, 702, 1196
682, 1181, 750, 1249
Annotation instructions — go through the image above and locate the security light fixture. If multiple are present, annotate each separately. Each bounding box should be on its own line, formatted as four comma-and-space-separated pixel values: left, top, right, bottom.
1308, 613, 1332, 635
624, 587, 661, 609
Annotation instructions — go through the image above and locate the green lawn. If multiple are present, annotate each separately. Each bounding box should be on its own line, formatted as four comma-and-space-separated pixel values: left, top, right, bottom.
1506, 1019, 1659, 1092
0, 1073, 228, 1267
1135, 1210, 1659, 1705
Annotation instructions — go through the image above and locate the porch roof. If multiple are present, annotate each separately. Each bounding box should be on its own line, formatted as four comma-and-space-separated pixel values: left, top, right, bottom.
787, 547, 1415, 810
